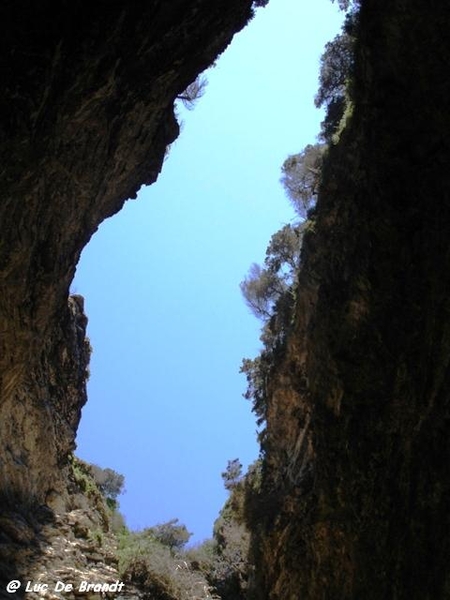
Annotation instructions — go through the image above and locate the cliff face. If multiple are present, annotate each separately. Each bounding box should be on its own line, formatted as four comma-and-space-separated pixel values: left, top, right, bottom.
0, 0, 253, 582
2, 0, 450, 597
249, 2, 450, 599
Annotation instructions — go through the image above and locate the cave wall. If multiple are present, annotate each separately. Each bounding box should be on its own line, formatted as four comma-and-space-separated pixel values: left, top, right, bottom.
0, 1, 254, 509
249, 1, 450, 599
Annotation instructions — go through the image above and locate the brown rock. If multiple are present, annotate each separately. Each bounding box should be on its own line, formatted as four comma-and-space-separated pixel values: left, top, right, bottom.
0, 0, 255, 584
248, 2, 450, 599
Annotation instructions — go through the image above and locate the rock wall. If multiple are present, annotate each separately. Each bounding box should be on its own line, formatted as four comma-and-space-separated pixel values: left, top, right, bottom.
0, 0, 254, 583
249, 1, 450, 599
0, 295, 89, 504
2, 0, 450, 597
0, 0, 253, 505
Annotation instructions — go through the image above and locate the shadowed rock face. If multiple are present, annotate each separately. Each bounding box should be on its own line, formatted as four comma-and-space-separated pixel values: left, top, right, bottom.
2, 0, 450, 597
248, 1, 450, 599
0, 1, 253, 508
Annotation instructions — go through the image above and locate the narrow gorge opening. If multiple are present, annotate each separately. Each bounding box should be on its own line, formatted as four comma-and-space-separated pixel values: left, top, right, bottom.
4, 1, 449, 598
73, 0, 344, 543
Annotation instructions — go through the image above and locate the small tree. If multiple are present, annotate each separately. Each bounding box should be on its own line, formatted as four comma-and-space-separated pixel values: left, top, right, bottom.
315, 10, 358, 141
240, 224, 303, 321
265, 224, 303, 274
221, 459, 243, 492
332, 0, 360, 12
177, 75, 208, 110
280, 144, 326, 218
240, 263, 285, 321
90, 465, 125, 501
240, 357, 268, 427
146, 519, 192, 552
315, 31, 353, 111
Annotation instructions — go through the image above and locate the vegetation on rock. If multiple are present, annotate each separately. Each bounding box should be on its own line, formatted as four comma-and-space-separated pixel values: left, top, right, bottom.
4, 0, 447, 598
63, 4, 361, 599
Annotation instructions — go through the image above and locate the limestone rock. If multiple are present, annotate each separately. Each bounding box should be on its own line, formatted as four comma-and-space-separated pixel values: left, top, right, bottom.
0, 0, 254, 588
248, 1, 450, 598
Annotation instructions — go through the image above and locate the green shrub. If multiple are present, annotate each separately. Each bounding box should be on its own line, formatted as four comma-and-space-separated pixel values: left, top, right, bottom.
118, 529, 217, 600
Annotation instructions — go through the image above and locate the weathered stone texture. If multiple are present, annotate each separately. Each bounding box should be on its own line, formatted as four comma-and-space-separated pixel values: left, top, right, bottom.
0, 0, 253, 582
3, 1, 450, 597
0, 0, 253, 504
249, 1, 450, 599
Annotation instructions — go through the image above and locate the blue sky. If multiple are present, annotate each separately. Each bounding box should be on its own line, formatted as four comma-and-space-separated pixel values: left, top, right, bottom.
74, 0, 344, 543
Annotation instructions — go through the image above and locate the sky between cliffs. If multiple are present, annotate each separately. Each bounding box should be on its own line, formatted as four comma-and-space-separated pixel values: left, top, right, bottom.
74, 0, 344, 543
